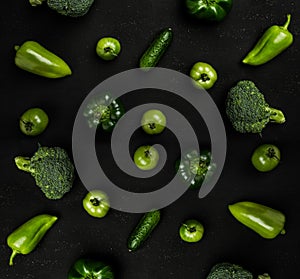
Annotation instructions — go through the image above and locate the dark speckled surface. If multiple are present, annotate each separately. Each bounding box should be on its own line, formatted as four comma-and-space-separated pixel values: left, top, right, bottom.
0, 1, 299, 278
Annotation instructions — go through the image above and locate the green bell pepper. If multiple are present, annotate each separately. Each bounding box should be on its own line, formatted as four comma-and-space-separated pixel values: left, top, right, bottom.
243, 14, 293, 66
185, 0, 233, 22
83, 93, 125, 132
68, 258, 114, 279
7, 214, 58, 266
14, 41, 72, 78
175, 150, 216, 190
228, 201, 286, 239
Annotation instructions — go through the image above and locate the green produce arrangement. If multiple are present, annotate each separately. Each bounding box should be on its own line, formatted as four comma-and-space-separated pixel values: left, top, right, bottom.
2, 0, 297, 277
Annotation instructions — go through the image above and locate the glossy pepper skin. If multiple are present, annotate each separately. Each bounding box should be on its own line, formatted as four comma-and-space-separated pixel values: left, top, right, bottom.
228, 201, 285, 239
243, 14, 293, 65
68, 258, 114, 279
186, 0, 233, 22
175, 150, 216, 189
7, 214, 57, 266
15, 41, 72, 78
83, 93, 125, 131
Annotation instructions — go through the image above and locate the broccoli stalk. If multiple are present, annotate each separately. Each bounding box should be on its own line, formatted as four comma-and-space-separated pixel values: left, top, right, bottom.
267, 107, 285, 124
15, 156, 33, 173
225, 80, 286, 133
14, 146, 75, 200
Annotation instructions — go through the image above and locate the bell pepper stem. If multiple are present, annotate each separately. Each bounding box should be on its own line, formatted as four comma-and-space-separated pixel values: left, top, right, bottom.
282, 14, 291, 30
267, 107, 285, 124
9, 250, 18, 266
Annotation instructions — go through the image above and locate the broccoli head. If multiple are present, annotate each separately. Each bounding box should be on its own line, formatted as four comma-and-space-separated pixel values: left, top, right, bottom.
29, 0, 94, 17
226, 80, 285, 133
15, 146, 75, 200
47, 0, 95, 17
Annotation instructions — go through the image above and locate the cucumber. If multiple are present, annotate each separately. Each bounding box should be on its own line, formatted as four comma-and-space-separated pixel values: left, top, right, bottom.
139, 28, 173, 68
127, 210, 161, 251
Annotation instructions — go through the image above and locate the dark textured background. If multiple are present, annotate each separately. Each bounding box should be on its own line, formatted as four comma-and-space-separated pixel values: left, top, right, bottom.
0, 1, 299, 278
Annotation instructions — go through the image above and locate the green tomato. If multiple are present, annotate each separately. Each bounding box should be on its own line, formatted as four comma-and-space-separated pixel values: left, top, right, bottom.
82, 190, 110, 218
190, 62, 217, 90
179, 219, 204, 243
141, 109, 166, 135
134, 145, 159, 170
96, 37, 121, 61
19, 108, 49, 136
251, 144, 281, 172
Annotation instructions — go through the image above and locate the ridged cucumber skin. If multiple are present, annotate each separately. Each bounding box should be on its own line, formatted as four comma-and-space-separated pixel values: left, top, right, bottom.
139, 28, 173, 68
127, 210, 161, 251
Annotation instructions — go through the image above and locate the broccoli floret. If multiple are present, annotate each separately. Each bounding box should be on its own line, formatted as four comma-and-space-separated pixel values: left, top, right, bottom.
29, 0, 94, 17
207, 263, 253, 279
47, 0, 95, 17
226, 80, 285, 133
15, 146, 75, 200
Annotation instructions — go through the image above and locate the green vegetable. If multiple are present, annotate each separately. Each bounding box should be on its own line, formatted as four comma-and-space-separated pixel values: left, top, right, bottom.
186, 0, 233, 22
179, 219, 204, 243
68, 258, 114, 279
83, 190, 110, 218
14, 145, 75, 200
134, 145, 160, 171
251, 144, 280, 172
243, 14, 293, 66
175, 149, 215, 190
141, 109, 166, 135
206, 263, 253, 279
14, 41, 72, 78
127, 210, 160, 252
228, 201, 286, 239
225, 80, 285, 134
30, 0, 95, 17
96, 37, 121, 61
7, 214, 57, 266
190, 62, 218, 90
83, 93, 125, 132
139, 28, 173, 68
19, 108, 49, 136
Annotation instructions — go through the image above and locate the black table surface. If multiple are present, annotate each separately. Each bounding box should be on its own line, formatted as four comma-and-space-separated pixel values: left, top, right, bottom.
0, 1, 299, 278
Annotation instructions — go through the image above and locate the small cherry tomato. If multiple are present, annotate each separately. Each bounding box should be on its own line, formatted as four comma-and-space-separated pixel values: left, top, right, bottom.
134, 145, 159, 170
251, 144, 281, 172
179, 219, 204, 243
96, 37, 121, 61
141, 109, 166, 135
190, 62, 217, 89
82, 190, 110, 218
19, 108, 49, 136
